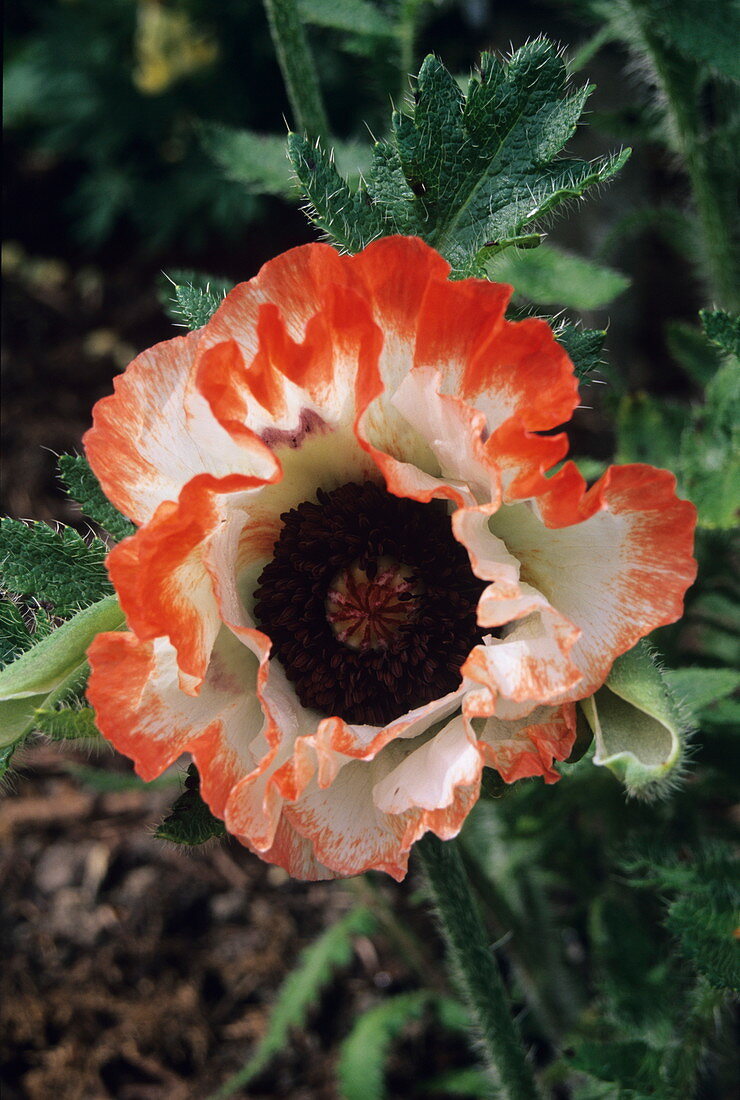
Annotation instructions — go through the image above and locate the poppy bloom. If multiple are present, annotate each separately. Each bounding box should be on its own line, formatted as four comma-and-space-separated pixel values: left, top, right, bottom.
85, 237, 696, 880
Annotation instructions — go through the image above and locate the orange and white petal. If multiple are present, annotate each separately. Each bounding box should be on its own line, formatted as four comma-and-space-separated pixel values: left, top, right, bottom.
451, 502, 583, 704
283, 734, 482, 880
372, 714, 482, 815
492, 464, 698, 698
84, 331, 274, 527
196, 246, 382, 439
476, 702, 577, 784
413, 272, 578, 434
107, 476, 269, 689
86, 627, 263, 798
238, 817, 336, 881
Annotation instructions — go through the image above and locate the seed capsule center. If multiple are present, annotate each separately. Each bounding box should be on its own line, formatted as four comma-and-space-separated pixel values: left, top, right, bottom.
325, 557, 423, 651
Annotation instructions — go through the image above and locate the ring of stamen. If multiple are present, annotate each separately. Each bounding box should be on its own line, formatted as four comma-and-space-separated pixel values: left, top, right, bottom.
253, 482, 486, 726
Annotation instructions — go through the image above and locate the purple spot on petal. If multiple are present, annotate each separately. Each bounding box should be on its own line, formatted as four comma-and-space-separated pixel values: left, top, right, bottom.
261, 408, 330, 451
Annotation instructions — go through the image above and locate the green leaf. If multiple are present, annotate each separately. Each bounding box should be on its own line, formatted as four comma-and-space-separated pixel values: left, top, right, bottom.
288, 133, 387, 253
202, 124, 372, 197
200, 125, 297, 196
666, 890, 740, 991
418, 1067, 494, 1097
568, 1038, 662, 1097
0, 598, 34, 669
210, 906, 378, 1099
0, 594, 124, 748
485, 244, 629, 310
663, 667, 740, 721
65, 763, 178, 793
289, 40, 629, 274
641, 0, 740, 81
616, 392, 689, 467
680, 359, 740, 528
666, 320, 724, 386
155, 763, 226, 845
339, 993, 474, 1100
34, 704, 99, 740
0, 517, 112, 618
0, 740, 20, 780
700, 308, 740, 358
338, 992, 431, 1100
555, 324, 607, 380
589, 891, 673, 1031
618, 842, 740, 991
58, 453, 135, 542
160, 270, 235, 331
299, 0, 395, 38
581, 641, 688, 798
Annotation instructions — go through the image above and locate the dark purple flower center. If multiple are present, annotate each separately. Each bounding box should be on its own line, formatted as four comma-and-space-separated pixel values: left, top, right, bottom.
253, 481, 486, 726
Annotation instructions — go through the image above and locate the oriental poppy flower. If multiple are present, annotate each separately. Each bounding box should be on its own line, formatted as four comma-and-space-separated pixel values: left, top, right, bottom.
85, 237, 696, 880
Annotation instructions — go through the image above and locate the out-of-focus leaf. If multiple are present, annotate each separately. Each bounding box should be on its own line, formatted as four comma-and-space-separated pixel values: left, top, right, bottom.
615, 392, 689, 468
666, 320, 723, 386
299, 0, 395, 38
485, 244, 629, 309
680, 360, 740, 528
663, 667, 740, 721
211, 906, 378, 1099
700, 308, 740, 357
567, 1038, 662, 1098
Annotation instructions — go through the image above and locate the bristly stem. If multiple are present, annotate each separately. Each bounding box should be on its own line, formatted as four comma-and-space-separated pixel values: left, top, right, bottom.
417, 834, 542, 1100
262, 0, 330, 144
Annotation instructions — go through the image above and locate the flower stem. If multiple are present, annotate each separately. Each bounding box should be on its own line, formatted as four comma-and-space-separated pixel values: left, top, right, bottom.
417, 834, 542, 1100
262, 0, 330, 143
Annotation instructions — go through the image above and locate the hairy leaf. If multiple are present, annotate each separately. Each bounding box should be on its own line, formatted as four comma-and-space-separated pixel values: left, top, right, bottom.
155, 764, 226, 845
486, 244, 629, 309
555, 324, 606, 380
0, 595, 123, 747
0, 598, 34, 669
58, 453, 135, 543
0, 739, 21, 780
618, 842, 740, 991
0, 518, 112, 618
160, 270, 234, 330
34, 704, 99, 740
582, 641, 688, 798
289, 40, 629, 275
211, 906, 378, 1098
